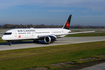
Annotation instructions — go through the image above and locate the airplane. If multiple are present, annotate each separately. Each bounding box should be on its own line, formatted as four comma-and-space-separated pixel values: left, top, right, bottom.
1, 15, 95, 45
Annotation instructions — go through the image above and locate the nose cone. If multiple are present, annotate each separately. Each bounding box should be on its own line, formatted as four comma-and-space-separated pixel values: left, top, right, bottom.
1, 35, 5, 40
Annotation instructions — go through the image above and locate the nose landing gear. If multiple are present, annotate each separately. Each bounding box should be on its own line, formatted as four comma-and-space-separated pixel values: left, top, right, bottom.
8, 41, 12, 46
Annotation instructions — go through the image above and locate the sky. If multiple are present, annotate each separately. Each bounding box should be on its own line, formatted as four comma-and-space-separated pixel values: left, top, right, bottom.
0, 0, 105, 26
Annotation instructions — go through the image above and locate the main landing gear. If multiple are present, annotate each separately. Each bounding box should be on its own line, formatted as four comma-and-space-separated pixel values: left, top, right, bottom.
33, 40, 39, 43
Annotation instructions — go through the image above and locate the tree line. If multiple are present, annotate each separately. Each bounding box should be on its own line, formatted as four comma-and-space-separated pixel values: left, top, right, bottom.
0, 24, 105, 29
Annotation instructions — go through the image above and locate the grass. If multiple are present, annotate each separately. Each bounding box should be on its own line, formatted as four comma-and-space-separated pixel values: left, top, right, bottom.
0, 41, 105, 70
0, 37, 6, 43
66, 33, 105, 37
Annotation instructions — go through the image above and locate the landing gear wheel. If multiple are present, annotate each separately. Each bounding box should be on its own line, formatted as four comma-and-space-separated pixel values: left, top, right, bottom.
33, 40, 39, 43
51, 40, 54, 43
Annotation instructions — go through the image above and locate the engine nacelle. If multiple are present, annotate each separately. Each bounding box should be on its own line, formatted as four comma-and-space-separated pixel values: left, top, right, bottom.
44, 36, 56, 43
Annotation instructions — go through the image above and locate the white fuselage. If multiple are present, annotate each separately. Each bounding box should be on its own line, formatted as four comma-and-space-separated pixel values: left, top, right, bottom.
2, 28, 71, 41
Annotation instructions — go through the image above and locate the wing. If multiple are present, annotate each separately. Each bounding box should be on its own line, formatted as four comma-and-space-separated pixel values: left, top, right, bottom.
37, 31, 95, 39
52, 31, 95, 38
69, 31, 95, 34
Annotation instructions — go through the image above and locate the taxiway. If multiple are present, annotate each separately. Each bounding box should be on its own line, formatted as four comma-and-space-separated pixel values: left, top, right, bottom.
0, 37, 105, 51
0, 34, 2, 37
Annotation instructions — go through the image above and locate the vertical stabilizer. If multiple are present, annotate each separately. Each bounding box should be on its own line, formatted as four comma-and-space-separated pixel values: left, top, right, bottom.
63, 15, 72, 29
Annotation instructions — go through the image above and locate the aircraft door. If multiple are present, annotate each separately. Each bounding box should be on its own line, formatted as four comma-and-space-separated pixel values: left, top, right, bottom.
14, 33, 17, 37
32, 31, 37, 38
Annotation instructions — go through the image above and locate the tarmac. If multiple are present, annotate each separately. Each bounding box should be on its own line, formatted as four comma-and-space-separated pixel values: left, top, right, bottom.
0, 37, 105, 51
81, 62, 105, 70
0, 34, 2, 37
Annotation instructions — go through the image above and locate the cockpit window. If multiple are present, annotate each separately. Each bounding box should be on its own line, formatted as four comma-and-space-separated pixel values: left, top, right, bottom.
4, 32, 12, 35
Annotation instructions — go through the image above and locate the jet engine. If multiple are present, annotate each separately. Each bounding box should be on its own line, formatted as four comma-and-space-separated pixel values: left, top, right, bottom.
44, 36, 56, 43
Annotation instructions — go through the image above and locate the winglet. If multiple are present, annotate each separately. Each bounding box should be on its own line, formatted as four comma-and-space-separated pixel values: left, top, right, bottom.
63, 15, 72, 29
